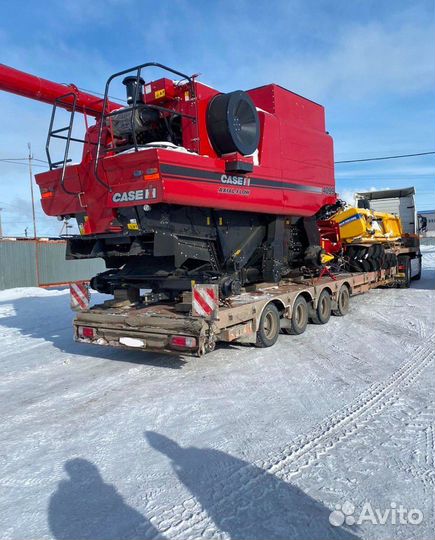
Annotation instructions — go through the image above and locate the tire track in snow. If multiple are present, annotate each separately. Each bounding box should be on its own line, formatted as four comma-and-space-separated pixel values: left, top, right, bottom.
149, 336, 435, 538
262, 338, 434, 479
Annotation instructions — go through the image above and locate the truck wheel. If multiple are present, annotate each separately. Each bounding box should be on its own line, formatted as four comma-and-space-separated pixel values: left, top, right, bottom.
332, 285, 350, 316
398, 256, 411, 288
282, 295, 308, 335
311, 289, 332, 324
256, 303, 280, 347
412, 256, 422, 281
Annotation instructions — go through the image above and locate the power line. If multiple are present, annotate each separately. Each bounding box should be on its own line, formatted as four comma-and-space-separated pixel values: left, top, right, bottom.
335, 151, 435, 164
337, 178, 435, 184
0, 160, 46, 168
0, 157, 48, 164
2, 149, 435, 170
1, 220, 35, 224
78, 86, 126, 103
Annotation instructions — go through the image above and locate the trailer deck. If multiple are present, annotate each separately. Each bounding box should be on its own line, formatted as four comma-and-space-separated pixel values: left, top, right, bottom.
74, 267, 399, 356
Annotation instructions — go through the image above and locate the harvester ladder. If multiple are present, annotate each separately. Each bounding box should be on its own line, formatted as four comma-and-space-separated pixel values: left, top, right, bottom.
46, 92, 85, 195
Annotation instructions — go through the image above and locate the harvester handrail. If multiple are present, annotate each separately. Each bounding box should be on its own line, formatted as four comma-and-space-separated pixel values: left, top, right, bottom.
106, 103, 196, 120
93, 62, 198, 192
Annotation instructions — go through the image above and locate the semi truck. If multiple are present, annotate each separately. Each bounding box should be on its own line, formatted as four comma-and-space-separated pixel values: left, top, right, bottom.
355, 187, 422, 284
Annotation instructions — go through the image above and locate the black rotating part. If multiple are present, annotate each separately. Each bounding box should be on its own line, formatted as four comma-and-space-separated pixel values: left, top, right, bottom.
207, 90, 260, 156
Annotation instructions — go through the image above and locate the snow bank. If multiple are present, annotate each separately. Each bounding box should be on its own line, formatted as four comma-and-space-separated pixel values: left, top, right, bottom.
0, 287, 69, 302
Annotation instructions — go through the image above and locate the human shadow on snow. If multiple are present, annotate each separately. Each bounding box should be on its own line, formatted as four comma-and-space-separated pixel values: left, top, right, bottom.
46, 440, 360, 539
0, 293, 186, 369
145, 431, 360, 540
48, 458, 164, 540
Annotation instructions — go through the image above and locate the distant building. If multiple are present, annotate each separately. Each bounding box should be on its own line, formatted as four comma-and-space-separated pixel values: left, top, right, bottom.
418, 210, 435, 237
0, 237, 105, 290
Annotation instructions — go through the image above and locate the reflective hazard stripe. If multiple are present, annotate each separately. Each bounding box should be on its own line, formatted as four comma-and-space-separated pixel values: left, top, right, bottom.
70, 282, 90, 311
192, 285, 218, 318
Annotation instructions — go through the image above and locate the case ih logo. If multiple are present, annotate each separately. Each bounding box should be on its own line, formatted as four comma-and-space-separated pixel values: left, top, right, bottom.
112, 189, 157, 203
220, 174, 250, 187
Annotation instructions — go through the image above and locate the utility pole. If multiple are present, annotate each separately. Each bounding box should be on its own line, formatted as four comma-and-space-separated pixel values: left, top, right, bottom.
28, 143, 40, 286
28, 142, 37, 239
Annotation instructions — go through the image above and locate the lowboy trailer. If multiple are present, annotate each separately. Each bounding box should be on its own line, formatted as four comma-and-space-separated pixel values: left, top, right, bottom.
73, 263, 406, 357
73, 185, 421, 357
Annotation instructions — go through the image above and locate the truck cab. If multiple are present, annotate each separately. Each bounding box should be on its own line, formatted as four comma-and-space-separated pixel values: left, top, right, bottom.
355, 187, 422, 281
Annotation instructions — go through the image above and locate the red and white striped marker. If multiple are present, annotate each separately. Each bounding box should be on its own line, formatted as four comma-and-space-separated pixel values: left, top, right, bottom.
70, 281, 90, 311
192, 284, 219, 319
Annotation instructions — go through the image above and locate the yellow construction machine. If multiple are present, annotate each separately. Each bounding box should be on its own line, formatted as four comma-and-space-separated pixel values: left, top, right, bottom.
327, 205, 403, 272
332, 206, 403, 244
324, 188, 421, 281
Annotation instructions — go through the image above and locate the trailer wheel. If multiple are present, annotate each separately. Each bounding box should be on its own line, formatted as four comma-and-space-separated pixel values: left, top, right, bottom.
311, 289, 332, 325
412, 255, 422, 281
256, 303, 280, 347
282, 295, 308, 335
332, 285, 350, 316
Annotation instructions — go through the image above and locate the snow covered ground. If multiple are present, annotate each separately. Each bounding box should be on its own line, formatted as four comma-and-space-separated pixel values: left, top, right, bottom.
0, 248, 434, 540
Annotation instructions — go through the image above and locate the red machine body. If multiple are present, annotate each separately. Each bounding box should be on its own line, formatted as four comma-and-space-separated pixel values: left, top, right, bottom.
0, 66, 336, 235
0, 64, 119, 116
0, 62, 339, 295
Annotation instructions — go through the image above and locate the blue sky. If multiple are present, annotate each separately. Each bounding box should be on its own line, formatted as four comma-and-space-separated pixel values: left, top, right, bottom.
0, 0, 434, 236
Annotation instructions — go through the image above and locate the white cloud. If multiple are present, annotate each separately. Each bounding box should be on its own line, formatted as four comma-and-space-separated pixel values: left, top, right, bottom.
0, 196, 72, 238
258, 10, 435, 101
339, 186, 385, 205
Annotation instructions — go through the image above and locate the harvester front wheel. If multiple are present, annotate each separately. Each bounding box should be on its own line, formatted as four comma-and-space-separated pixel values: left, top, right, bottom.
332, 285, 350, 316
256, 303, 281, 347
311, 289, 332, 324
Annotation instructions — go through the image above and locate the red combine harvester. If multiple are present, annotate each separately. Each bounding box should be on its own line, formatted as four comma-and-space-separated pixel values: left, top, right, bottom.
0, 62, 343, 299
